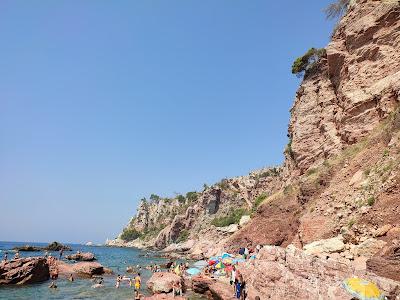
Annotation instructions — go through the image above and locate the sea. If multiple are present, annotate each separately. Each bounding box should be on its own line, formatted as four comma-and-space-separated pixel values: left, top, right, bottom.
0, 241, 205, 300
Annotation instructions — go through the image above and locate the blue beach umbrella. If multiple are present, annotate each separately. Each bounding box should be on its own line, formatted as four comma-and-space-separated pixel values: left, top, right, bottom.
186, 268, 201, 276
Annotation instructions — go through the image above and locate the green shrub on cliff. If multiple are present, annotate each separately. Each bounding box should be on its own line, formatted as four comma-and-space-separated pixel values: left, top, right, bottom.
211, 208, 249, 227
253, 193, 268, 211
176, 194, 186, 203
186, 191, 198, 202
291, 48, 326, 77
120, 227, 141, 241
176, 229, 189, 243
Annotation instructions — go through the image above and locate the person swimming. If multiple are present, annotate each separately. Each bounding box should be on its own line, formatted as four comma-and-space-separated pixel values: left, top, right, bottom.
92, 278, 104, 288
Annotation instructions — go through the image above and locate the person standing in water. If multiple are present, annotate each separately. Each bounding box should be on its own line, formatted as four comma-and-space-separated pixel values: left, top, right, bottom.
115, 275, 121, 288
134, 273, 141, 290
59, 249, 63, 260
3, 252, 8, 262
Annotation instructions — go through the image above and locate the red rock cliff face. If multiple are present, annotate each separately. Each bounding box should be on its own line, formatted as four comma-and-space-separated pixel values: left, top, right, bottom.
289, 0, 400, 174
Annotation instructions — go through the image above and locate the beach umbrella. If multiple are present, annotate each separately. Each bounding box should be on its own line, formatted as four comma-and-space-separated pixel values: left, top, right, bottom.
215, 262, 225, 269
193, 260, 208, 268
208, 260, 217, 266
221, 253, 234, 259
342, 277, 385, 300
186, 268, 201, 276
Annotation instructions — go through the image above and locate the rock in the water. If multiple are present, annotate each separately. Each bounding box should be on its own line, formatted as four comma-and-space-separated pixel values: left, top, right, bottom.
303, 236, 345, 256
12, 245, 43, 252
44, 241, 71, 251
57, 261, 110, 278
0, 257, 49, 285
147, 272, 182, 293
66, 252, 96, 261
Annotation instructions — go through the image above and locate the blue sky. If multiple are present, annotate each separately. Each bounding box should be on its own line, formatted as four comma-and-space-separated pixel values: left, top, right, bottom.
0, 0, 336, 244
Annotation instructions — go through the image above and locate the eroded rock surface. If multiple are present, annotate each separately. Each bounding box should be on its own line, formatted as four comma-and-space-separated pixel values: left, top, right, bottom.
147, 272, 182, 294
66, 252, 96, 261
0, 258, 49, 285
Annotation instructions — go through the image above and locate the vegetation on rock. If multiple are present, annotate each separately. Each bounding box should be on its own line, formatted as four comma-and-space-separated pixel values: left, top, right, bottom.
291, 48, 326, 77
211, 208, 249, 227
120, 227, 141, 241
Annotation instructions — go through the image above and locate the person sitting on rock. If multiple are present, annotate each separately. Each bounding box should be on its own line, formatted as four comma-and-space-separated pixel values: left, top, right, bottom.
172, 280, 183, 297
14, 251, 20, 260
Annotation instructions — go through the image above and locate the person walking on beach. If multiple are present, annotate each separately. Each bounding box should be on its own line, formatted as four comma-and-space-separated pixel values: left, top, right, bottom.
134, 273, 141, 290
239, 275, 247, 300
235, 278, 242, 299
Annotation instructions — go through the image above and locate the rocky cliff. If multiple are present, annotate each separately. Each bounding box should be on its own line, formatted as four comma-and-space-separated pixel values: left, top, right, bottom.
109, 0, 400, 286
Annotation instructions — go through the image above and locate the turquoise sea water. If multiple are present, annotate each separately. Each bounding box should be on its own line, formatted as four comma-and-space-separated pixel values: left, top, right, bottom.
0, 241, 174, 300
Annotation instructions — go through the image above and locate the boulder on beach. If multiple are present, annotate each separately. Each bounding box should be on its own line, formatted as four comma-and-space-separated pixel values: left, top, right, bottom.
144, 295, 185, 300
66, 252, 96, 261
367, 240, 400, 281
0, 257, 49, 285
192, 276, 234, 299
147, 272, 182, 293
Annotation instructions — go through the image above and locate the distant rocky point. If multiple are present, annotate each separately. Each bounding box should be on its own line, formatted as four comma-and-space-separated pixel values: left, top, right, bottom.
13, 241, 71, 252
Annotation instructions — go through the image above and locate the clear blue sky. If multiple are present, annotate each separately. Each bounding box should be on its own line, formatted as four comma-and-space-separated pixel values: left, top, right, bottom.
0, 0, 336, 244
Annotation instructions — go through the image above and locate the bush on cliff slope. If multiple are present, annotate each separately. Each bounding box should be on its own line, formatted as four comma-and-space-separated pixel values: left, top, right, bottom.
120, 227, 141, 241
291, 48, 326, 77
211, 208, 249, 227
